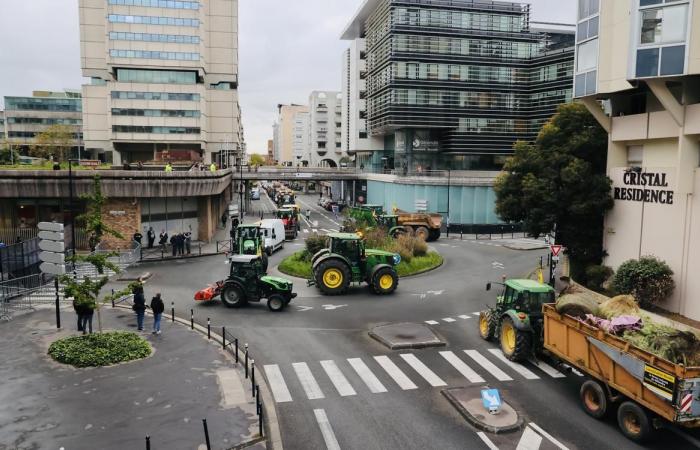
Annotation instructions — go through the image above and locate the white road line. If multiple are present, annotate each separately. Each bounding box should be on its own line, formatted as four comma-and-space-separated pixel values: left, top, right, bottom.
528, 422, 569, 450
443, 318, 456, 323
321, 229, 332, 233
292, 362, 325, 400
347, 358, 387, 393
516, 426, 543, 450
320, 360, 357, 397
464, 350, 513, 381
487, 350, 540, 380
458, 315, 471, 320
374, 356, 418, 390
425, 320, 439, 325
314, 409, 341, 450
400, 354, 447, 387
528, 358, 566, 378
440, 351, 485, 383
560, 363, 584, 377
477, 432, 499, 450
263, 364, 293, 403
472, 312, 482, 316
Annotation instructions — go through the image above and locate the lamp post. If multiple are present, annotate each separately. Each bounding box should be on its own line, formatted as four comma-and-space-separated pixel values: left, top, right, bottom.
446, 169, 451, 238
238, 160, 244, 222
67, 158, 78, 255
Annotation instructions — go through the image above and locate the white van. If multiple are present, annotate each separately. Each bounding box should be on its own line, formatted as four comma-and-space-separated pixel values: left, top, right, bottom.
260, 219, 285, 255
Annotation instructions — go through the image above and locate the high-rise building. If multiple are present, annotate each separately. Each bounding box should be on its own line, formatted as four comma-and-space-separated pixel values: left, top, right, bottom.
341, 0, 575, 172
309, 91, 345, 167
79, 0, 242, 165
576, 0, 700, 320
292, 111, 310, 166
271, 121, 280, 163
266, 139, 274, 164
274, 104, 308, 166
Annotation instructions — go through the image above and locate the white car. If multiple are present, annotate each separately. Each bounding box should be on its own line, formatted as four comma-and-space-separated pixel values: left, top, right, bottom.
260, 219, 285, 255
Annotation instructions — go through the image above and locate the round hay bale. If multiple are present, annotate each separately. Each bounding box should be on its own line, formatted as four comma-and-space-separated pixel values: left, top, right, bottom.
556, 293, 600, 319
599, 295, 639, 319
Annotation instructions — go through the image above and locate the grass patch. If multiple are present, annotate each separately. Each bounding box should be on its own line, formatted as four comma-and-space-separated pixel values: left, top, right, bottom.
48, 331, 151, 368
278, 252, 313, 279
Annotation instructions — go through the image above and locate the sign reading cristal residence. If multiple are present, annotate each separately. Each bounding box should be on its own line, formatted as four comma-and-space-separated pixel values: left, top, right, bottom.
613, 171, 674, 205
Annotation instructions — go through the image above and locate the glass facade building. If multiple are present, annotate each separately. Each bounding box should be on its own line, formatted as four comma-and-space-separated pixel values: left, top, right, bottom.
345, 0, 574, 171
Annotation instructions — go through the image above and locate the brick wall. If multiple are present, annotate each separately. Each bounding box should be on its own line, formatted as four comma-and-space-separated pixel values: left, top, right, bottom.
100, 199, 141, 250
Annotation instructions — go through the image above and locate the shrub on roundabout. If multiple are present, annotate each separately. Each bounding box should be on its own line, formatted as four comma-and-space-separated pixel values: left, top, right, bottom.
48, 331, 151, 368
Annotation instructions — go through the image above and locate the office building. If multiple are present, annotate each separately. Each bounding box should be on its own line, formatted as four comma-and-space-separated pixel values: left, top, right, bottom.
267, 139, 274, 164
0, 111, 5, 140
309, 91, 345, 167
79, 0, 243, 165
292, 111, 310, 166
341, 0, 575, 171
273, 104, 308, 166
576, 0, 700, 320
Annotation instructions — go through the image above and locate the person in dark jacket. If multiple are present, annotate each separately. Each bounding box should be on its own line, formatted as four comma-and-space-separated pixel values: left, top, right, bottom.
170, 233, 178, 257
133, 230, 143, 245
73, 298, 84, 332
81, 300, 95, 335
147, 227, 156, 249
132, 284, 147, 331
150, 293, 165, 335
159, 230, 168, 251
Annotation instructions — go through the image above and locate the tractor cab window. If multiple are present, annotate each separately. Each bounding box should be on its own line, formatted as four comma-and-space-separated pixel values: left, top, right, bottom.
502, 286, 518, 307
239, 263, 258, 280
237, 228, 258, 240
520, 291, 554, 311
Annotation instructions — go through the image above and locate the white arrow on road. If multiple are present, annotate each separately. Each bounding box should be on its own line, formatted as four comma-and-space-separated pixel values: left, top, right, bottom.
322, 304, 347, 311
515, 423, 570, 450
296, 306, 314, 312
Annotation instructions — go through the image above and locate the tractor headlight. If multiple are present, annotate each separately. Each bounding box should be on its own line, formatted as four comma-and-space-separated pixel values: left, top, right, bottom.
393, 254, 401, 265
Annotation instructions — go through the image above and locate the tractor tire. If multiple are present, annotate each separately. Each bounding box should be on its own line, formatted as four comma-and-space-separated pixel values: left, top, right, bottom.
617, 401, 653, 443
371, 267, 398, 295
500, 316, 531, 362
478, 311, 496, 341
267, 294, 285, 312
415, 226, 430, 241
580, 379, 608, 419
428, 229, 441, 242
221, 285, 246, 308
315, 260, 351, 296
390, 228, 406, 239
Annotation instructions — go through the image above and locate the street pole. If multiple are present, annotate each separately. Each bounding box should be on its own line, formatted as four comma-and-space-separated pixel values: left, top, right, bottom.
54, 277, 61, 329
68, 160, 76, 256
447, 169, 451, 238
239, 162, 244, 222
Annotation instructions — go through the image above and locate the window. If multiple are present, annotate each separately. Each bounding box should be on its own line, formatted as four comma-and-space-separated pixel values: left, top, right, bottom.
111, 91, 200, 101
109, 32, 200, 44
112, 125, 200, 134
577, 39, 598, 72
108, 0, 199, 9
110, 49, 200, 61
660, 45, 685, 75
579, 0, 600, 20
636, 48, 660, 77
108, 15, 199, 27
111, 108, 201, 118
640, 5, 687, 45
115, 69, 197, 84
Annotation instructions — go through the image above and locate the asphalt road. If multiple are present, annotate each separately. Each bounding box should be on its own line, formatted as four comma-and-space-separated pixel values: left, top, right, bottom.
111, 192, 700, 450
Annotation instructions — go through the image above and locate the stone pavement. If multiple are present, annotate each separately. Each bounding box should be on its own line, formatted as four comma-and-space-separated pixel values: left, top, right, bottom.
0, 306, 263, 450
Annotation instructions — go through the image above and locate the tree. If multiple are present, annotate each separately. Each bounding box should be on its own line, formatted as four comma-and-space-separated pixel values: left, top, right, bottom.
0, 139, 19, 164
612, 256, 675, 308
494, 103, 614, 279
30, 124, 75, 162
77, 176, 124, 249
249, 153, 266, 166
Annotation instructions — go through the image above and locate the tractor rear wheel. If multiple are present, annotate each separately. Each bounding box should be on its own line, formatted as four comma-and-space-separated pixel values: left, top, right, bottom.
371, 267, 398, 295
617, 401, 653, 443
428, 229, 441, 241
415, 226, 430, 241
221, 285, 246, 308
500, 316, 531, 362
478, 311, 496, 341
267, 294, 285, 312
315, 260, 351, 295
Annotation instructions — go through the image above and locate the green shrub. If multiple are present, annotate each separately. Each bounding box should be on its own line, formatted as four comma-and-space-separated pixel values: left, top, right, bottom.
48, 332, 151, 368
585, 265, 613, 292
305, 233, 329, 256
612, 256, 675, 308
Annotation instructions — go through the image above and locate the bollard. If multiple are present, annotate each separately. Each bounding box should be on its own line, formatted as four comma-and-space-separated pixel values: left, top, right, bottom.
222, 326, 226, 349
245, 344, 249, 378
171, 302, 175, 322
460, 225, 463, 240
256, 386, 261, 414
259, 406, 264, 437
199, 242, 202, 256
146, 436, 151, 450
207, 318, 211, 340
235, 338, 239, 363
251, 360, 255, 395
111, 289, 115, 308
191, 309, 194, 330
202, 419, 212, 450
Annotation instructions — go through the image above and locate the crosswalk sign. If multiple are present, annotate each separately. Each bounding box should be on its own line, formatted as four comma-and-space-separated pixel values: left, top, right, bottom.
481, 388, 502, 414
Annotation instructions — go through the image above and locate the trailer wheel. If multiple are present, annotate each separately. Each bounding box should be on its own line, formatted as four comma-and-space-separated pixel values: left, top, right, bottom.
617, 401, 653, 443
580, 380, 608, 419
415, 226, 430, 241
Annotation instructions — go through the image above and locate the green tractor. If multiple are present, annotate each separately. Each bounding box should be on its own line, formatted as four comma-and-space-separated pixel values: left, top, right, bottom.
308, 233, 400, 296
221, 255, 297, 311
478, 279, 556, 361
233, 224, 268, 271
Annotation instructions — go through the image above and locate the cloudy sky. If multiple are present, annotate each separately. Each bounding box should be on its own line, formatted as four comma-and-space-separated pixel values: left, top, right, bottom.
0, 0, 575, 154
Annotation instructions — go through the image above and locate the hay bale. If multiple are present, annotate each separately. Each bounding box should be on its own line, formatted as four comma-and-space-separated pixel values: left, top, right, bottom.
556, 293, 600, 319
599, 295, 640, 319
623, 324, 700, 366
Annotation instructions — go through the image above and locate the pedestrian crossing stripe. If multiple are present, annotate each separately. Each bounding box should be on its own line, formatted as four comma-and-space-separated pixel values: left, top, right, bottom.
320, 360, 357, 397
374, 356, 418, 390
400, 354, 447, 387
292, 362, 324, 400
348, 358, 387, 393
440, 351, 485, 383
263, 364, 292, 403
425, 320, 439, 325
442, 318, 456, 323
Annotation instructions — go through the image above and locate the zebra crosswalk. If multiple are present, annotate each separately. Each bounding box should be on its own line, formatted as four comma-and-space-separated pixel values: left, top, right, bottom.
262, 347, 580, 404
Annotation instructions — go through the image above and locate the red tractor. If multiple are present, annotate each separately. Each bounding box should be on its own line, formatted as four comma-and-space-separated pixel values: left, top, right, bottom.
276, 208, 298, 240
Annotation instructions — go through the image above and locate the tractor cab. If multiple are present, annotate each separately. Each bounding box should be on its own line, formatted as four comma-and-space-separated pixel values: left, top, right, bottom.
329, 234, 364, 265
362, 205, 385, 216
377, 215, 399, 229
235, 225, 262, 255
228, 254, 265, 280
276, 208, 299, 239
489, 279, 555, 317
221, 255, 296, 311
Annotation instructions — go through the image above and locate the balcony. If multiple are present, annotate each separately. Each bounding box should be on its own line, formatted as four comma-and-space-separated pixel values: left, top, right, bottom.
611, 111, 678, 142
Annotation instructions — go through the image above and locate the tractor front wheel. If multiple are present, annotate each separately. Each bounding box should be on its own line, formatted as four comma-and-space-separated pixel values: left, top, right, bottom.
371, 267, 398, 295
414, 226, 430, 241
267, 294, 285, 312
478, 311, 496, 341
500, 316, 531, 362
315, 260, 351, 296
221, 285, 246, 308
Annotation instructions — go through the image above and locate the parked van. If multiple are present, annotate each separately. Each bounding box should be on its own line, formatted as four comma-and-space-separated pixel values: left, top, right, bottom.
259, 219, 285, 255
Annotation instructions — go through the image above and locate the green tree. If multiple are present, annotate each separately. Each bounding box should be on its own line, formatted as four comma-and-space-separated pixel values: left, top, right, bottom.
249, 153, 266, 166
77, 176, 124, 248
0, 139, 20, 164
30, 124, 76, 162
612, 256, 675, 308
494, 103, 614, 279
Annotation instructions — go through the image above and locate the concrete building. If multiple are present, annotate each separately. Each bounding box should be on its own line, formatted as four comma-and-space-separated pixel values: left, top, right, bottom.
576, 0, 700, 320
266, 139, 274, 164
79, 0, 243, 165
271, 121, 280, 163
274, 104, 308, 166
341, 0, 575, 172
292, 110, 310, 166
0, 111, 5, 141
309, 91, 345, 167
2, 90, 83, 154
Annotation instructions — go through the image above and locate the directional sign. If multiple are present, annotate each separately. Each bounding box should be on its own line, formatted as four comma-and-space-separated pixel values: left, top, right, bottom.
39, 251, 65, 264
40, 262, 66, 276
550, 245, 563, 257
39, 240, 65, 253
38, 230, 64, 241
38, 222, 64, 233
481, 389, 502, 414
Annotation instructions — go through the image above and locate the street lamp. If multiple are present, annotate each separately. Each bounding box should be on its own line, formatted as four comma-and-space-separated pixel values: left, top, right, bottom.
446, 169, 451, 238
67, 158, 78, 255
238, 159, 244, 221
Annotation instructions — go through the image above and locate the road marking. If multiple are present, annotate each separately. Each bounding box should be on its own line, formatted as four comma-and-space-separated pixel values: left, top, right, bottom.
477, 432, 499, 450
322, 229, 332, 233
440, 351, 485, 383
425, 320, 439, 325
314, 409, 341, 450
296, 305, 314, 312
472, 312, 481, 316
292, 362, 324, 400
320, 360, 356, 397
347, 358, 387, 393
464, 350, 513, 381
516, 426, 542, 450
304, 229, 309, 233
374, 356, 418, 390
313, 229, 318, 233
458, 315, 471, 320
528, 358, 566, 378
400, 354, 447, 387
487, 350, 540, 380
263, 365, 293, 403
442, 318, 456, 323
528, 422, 569, 450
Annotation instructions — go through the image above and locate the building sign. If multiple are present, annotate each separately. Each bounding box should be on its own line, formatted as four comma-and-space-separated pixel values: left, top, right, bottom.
613, 171, 674, 205
395, 131, 406, 154
109, 210, 126, 216
412, 138, 439, 152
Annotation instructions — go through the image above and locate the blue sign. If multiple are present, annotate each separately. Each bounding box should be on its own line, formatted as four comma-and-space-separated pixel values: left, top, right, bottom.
481, 389, 502, 412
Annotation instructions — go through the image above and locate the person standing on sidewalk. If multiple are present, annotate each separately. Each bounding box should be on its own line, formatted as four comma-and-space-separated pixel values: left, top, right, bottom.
150, 293, 165, 335
147, 227, 156, 249
132, 284, 146, 331
81, 300, 95, 335
184, 230, 192, 255
73, 298, 84, 332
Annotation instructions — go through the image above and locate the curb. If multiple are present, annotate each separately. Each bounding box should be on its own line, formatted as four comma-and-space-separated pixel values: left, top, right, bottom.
441, 388, 524, 434
112, 305, 283, 450
368, 324, 446, 350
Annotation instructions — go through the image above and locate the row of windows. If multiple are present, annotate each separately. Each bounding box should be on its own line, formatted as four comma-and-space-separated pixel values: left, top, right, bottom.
112, 125, 200, 134
110, 49, 200, 61
394, 7, 527, 33
115, 69, 197, 84
387, 88, 569, 110
111, 108, 201, 117
108, 0, 199, 9
109, 31, 200, 44
392, 61, 571, 84
6, 117, 82, 125
111, 91, 200, 101
8, 131, 82, 139
392, 35, 543, 60
4, 98, 82, 112
108, 14, 199, 27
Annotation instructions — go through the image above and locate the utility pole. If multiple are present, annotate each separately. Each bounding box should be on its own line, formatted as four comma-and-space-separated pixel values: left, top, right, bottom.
68, 159, 77, 255
446, 169, 451, 238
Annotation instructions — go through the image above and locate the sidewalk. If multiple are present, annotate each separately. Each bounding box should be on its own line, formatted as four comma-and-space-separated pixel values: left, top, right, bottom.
140, 224, 233, 261
0, 307, 262, 450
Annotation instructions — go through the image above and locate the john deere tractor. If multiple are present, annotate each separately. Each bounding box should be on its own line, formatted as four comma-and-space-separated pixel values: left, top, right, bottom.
221, 255, 296, 311
478, 279, 555, 361
233, 224, 268, 271
308, 233, 400, 296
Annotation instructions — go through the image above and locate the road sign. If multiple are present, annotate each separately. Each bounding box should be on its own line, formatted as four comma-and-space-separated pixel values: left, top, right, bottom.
39, 240, 65, 253
38, 222, 64, 233
481, 388, 502, 415
550, 245, 563, 257
39, 251, 65, 264
40, 262, 66, 276
415, 199, 428, 212
38, 230, 65, 241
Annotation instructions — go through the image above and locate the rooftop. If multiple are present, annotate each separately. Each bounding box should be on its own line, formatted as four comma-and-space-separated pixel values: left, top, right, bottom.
508, 279, 554, 293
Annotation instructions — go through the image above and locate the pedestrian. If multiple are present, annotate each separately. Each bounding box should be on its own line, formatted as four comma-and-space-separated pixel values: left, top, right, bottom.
81, 300, 95, 335
137, 161, 144, 170
150, 293, 165, 335
159, 230, 168, 251
165, 162, 173, 173
132, 284, 146, 331
403, 162, 408, 176
73, 297, 84, 332
177, 233, 185, 256
210, 162, 217, 172
133, 230, 143, 245
170, 233, 178, 257
147, 227, 156, 249
184, 230, 192, 255
221, 213, 228, 228
306, 209, 311, 221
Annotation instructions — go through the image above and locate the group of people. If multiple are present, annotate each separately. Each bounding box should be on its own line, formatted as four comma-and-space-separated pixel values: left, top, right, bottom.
131, 283, 166, 334
189, 162, 219, 172
134, 228, 192, 256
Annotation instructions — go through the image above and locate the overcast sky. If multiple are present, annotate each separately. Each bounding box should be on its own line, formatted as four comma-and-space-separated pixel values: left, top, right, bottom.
0, 0, 575, 154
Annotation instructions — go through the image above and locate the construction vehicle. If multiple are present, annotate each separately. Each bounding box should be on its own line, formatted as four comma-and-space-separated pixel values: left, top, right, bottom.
276, 208, 298, 240
478, 279, 700, 443
232, 224, 268, 271
308, 233, 400, 296
393, 208, 442, 241
346, 206, 407, 238
196, 255, 296, 311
